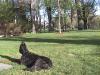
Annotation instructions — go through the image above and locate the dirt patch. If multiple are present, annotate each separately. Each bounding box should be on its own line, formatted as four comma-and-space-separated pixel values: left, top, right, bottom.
67, 53, 75, 57
0, 63, 13, 71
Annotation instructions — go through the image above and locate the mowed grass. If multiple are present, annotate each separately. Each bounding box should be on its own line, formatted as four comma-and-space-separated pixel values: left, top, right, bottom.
0, 30, 100, 75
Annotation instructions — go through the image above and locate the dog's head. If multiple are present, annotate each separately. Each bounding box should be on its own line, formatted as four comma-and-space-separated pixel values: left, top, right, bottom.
19, 41, 29, 55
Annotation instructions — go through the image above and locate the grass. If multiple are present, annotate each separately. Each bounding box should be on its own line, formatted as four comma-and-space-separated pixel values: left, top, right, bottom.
0, 30, 100, 75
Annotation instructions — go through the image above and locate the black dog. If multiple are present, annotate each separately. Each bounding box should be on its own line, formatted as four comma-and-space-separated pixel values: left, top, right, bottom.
19, 42, 52, 71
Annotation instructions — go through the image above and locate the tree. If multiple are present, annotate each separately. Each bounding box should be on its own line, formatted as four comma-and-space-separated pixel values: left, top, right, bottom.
71, 0, 78, 30
44, 0, 56, 32
0, 1, 15, 23
81, 0, 96, 29
75, 0, 84, 30
57, 0, 61, 33
44, 0, 51, 32
74, 0, 96, 30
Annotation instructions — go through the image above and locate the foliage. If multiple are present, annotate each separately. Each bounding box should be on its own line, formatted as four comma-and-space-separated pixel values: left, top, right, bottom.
0, 1, 15, 23
0, 0, 99, 33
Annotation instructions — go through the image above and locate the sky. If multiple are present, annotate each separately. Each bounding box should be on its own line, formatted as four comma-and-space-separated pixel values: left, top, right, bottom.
95, 0, 100, 15
95, 6, 100, 15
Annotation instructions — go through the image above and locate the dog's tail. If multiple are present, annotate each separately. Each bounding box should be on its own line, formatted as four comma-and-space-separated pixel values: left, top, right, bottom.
48, 59, 53, 68
41, 57, 53, 69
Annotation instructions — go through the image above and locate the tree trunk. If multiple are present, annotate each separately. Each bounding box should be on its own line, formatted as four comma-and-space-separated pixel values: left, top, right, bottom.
30, 0, 36, 33
46, 6, 53, 32
39, 16, 42, 32
43, 12, 46, 32
58, 0, 61, 34
71, 7, 77, 30
75, 0, 83, 30
82, 4, 88, 30
32, 23, 36, 33
83, 18, 88, 29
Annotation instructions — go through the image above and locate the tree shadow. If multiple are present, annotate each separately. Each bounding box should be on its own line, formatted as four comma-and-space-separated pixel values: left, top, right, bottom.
0, 55, 21, 64
0, 37, 100, 45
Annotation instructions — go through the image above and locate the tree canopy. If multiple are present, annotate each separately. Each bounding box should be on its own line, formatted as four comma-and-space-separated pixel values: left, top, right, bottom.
0, 0, 99, 35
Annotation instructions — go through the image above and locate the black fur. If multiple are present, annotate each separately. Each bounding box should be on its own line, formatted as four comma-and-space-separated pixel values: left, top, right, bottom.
19, 41, 52, 71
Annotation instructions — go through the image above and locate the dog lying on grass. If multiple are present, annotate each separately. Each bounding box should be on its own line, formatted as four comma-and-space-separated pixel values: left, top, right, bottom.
19, 42, 52, 71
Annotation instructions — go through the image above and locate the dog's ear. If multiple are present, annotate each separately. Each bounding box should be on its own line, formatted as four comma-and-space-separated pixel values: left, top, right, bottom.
19, 41, 28, 54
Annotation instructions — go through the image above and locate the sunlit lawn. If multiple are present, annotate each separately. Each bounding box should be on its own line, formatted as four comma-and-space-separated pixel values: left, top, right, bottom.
0, 30, 100, 75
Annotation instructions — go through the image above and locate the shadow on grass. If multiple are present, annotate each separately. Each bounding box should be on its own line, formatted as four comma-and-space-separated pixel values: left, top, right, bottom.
0, 55, 20, 64
0, 36, 100, 45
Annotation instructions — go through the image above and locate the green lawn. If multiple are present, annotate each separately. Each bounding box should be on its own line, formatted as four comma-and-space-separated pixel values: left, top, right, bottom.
0, 30, 100, 75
